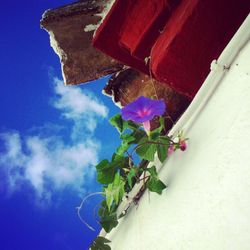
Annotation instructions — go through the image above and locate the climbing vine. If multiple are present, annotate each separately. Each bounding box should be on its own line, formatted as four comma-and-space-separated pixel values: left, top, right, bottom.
81, 96, 187, 250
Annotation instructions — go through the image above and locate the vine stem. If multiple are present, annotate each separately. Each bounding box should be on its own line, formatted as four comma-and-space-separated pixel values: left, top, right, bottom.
131, 140, 178, 156
148, 56, 176, 133
76, 192, 104, 231
139, 175, 150, 182
148, 57, 159, 100
125, 150, 134, 168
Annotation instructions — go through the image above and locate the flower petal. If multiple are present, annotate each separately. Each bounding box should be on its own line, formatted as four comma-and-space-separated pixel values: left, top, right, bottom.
121, 96, 166, 123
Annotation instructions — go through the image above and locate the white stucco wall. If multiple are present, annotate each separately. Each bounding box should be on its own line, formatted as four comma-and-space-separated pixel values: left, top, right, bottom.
105, 19, 250, 250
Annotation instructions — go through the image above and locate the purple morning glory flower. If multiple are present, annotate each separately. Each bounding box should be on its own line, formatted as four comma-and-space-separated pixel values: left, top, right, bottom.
121, 96, 166, 133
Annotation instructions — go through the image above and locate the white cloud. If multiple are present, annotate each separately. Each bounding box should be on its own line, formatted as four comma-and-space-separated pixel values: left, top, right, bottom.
53, 77, 108, 137
53, 78, 107, 118
0, 78, 109, 203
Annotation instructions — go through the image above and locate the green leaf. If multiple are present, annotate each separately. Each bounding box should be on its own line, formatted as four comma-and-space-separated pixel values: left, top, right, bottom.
105, 184, 114, 211
127, 168, 136, 189
158, 136, 171, 144
146, 166, 166, 194
90, 236, 111, 250
157, 136, 170, 163
130, 129, 146, 144
147, 176, 166, 194
110, 155, 129, 169
98, 200, 117, 218
96, 155, 130, 185
96, 160, 116, 185
113, 173, 121, 204
116, 142, 130, 156
117, 129, 147, 156
109, 114, 128, 134
121, 129, 146, 144
149, 116, 166, 141
96, 160, 110, 171
111, 153, 122, 162
117, 129, 146, 156
136, 141, 157, 161
149, 131, 160, 141
105, 172, 125, 211
146, 166, 158, 178
157, 144, 167, 163
127, 120, 140, 130
159, 116, 165, 129
100, 213, 118, 233
120, 133, 136, 143
98, 205, 107, 218
150, 128, 161, 139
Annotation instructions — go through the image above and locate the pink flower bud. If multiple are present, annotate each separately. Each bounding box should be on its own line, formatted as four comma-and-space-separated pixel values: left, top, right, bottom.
168, 145, 174, 155
180, 140, 187, 151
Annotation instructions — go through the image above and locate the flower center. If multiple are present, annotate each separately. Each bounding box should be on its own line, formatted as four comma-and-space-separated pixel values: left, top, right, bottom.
137, 108, 151, 117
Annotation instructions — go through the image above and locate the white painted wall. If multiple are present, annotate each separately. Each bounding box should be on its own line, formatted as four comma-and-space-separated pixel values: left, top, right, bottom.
105, 21, 250, 250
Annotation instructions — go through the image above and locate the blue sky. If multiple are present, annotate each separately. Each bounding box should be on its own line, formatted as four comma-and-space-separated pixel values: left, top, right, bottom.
0, 1, 120, 249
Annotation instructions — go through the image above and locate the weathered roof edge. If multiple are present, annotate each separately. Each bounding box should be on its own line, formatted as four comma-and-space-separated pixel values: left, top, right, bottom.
40, 0, 123, 85
41, 1, 104, 27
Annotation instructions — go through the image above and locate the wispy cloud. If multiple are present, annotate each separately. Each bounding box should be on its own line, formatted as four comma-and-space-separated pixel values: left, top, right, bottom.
0, 78, 108, 203
53, 77, 108, 139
